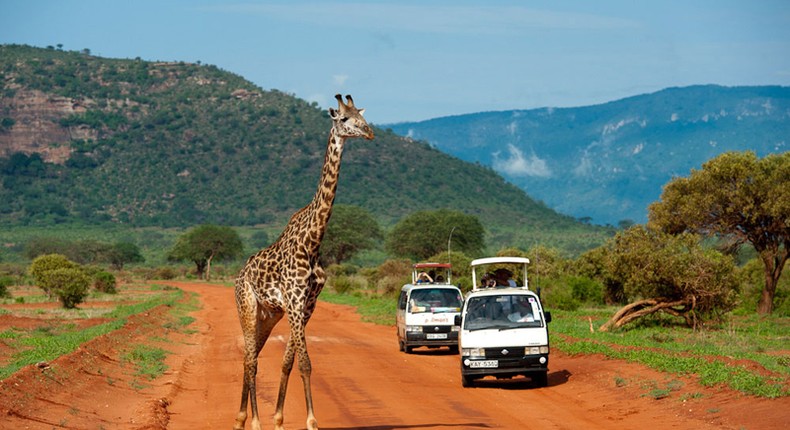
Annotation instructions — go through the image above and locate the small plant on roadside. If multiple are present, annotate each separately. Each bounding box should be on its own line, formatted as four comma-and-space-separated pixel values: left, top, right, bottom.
123, 344, 169, 380
644, 388, 672, 400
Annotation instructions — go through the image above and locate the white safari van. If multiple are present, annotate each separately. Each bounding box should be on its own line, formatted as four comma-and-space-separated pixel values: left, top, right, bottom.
455, 256, 552, 387
396, 263, 463, 354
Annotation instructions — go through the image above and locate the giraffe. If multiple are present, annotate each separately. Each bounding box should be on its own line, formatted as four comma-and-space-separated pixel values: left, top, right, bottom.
233, 94, 374, 430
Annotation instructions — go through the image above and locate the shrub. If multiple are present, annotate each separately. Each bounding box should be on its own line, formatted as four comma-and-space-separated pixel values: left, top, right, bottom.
541, 279, 581, 311
154, 266, 179, 280
93, 271, 117, 293
28, 254, 79, 298
45, 267, 90, 308
0, 275, 12, 298
569, 276, 604, 305
331, 275, 356, 294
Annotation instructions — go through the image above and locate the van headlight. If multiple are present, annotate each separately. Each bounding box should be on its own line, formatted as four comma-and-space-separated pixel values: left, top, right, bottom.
461, 348, 485, 358
526, 346, 549, 355
406, 325, 422, 333
451, 325, 460, 332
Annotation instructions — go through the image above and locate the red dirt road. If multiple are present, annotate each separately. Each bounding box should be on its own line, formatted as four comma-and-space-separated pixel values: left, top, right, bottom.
1, 281, 787, 429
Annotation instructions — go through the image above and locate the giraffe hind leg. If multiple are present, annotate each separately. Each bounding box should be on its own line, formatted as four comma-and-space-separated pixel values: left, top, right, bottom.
235, 292, 282, 430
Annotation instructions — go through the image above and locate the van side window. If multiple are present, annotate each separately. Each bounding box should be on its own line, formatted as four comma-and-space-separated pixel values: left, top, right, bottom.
398, 291, 408, 310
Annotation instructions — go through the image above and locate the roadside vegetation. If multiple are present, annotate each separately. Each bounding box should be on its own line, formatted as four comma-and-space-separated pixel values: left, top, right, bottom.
0, 284, 191, 380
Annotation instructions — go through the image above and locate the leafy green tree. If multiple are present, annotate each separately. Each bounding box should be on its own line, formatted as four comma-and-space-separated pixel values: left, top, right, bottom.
106, 241, 145, 270
386, 209, 484, 261
322, 205, 382, 265
649, 151, 789, 315
168, 224, 243, 280
24, 237, 72, 260
574, 246, 625, 305
598, 226, 738, 331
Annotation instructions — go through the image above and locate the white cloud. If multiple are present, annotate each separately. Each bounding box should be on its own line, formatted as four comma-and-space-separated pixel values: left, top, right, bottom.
492, 144, 552, 178
333, 74, 349, 86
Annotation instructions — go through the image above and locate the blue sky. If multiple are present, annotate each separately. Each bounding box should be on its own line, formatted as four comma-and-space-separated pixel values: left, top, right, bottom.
2, 0, 789, 124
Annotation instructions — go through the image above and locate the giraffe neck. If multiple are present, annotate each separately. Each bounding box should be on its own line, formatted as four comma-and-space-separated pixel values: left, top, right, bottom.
305, 127, 345, 248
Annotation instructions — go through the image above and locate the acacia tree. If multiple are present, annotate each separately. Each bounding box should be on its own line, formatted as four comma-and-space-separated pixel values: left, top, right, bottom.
321, 205, 382, 265
168, 224, 243, 281
649, 151, 789, 314
385, 209, 485, 261
598, 226, 738, 331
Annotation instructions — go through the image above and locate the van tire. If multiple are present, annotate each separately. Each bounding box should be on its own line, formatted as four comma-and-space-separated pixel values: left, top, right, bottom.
533, 371, 548, 387
461, 374, 474, 388
448, 345, 459, 354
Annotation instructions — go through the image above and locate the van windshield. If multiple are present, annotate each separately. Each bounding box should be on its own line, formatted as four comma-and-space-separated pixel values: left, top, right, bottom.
408, 288, 462, 313
464, 295, 543, 330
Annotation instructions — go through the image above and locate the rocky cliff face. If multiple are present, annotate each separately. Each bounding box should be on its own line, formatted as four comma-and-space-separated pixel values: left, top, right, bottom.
0, 89, 97, 163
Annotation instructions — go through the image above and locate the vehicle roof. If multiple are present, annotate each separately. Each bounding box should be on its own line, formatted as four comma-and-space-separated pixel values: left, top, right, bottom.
413, 262, 452, 269
465, 287, 540, 299
470, 256, 530, 266
400, 283, 462, 292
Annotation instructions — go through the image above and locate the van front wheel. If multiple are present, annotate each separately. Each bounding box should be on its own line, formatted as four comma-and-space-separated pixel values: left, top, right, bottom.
461, 374, 474, 388
533, 371, 548, 387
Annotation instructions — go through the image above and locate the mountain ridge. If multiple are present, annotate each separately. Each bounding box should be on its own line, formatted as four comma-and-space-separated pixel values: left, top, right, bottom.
0, 44, 610, 255
387, 84, 790, 225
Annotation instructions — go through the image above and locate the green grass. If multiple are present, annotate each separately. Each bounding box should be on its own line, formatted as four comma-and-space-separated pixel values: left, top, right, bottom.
320, 290, 397, 326
122, 344, 169, 381
0, 287, 184, 380
549, 308, 789, 398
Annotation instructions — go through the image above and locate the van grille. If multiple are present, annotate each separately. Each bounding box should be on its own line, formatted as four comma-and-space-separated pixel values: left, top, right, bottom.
422, 325, 452, 333
485, 346, 524, 359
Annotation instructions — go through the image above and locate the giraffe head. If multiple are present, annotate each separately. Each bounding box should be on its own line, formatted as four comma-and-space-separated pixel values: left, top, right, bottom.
329, 94, 374, 140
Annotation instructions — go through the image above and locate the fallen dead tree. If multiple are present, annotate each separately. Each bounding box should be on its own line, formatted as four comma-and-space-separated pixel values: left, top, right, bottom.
594, 227, 738, 331
599, 297, 695, 332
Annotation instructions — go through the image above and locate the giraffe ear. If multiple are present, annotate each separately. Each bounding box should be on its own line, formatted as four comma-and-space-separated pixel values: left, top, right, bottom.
358, 108, 365, 116
329, 107, 339, 119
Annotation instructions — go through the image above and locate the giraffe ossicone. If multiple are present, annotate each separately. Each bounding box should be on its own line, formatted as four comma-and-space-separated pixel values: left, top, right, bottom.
233, 94, 373, 430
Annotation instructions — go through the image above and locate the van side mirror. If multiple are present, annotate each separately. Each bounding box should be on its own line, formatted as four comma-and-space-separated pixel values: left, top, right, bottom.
454, 314, 462, 326
544, 311, 552, 323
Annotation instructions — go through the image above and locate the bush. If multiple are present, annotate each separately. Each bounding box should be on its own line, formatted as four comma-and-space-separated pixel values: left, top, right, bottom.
541, 279, 581, 311
569, 276, 604, 305
154, 266, 179, 280
330, 274, 368, 294
93, 271, 117, 293
46, 267, 90, 308
0, 275, 13, 298
29, 254, 79, 297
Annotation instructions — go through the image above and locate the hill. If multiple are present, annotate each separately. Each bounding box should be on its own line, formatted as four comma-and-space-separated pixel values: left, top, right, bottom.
387, 85, 790, 225
0, 44, 609, 255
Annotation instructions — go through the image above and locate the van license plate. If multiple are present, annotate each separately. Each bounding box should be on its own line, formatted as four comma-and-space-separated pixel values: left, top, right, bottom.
426, 333, 447, 339
470, 360, 498, 368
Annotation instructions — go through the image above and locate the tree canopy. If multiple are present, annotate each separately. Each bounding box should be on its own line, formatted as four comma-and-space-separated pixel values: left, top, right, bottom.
385, 209, 485, 261
597, 226, 739, 331
167, 224, 243, 280
648, 151, 789, 314
321, 205, 382, 266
